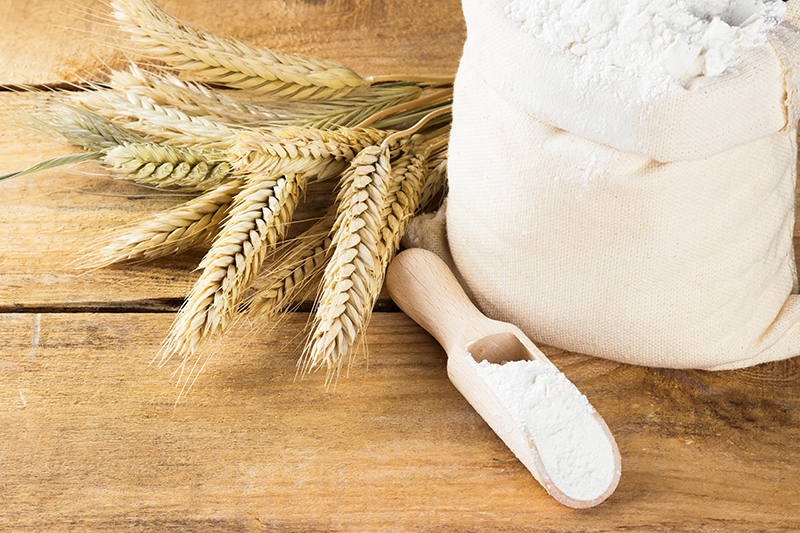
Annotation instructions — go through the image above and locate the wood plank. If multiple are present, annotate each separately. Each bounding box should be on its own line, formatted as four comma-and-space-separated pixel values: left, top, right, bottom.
0, 100, 203, 309
0, 0, 465, 86
1, 312, 798, 531
2, 2, 800, 531
0, 93, 342, 310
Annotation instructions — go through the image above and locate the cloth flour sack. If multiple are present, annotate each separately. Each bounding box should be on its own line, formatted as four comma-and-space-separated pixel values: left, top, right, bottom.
444, 0, 800, 370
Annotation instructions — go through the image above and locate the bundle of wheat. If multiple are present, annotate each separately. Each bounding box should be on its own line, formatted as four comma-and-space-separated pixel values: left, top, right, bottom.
1, 0, 451, 393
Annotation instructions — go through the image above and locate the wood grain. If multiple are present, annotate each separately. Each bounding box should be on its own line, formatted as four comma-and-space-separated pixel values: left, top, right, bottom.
1, 313, 799, 532
0, 0, 465, 86
1, 0, 800, 531
0, 93, 340, 311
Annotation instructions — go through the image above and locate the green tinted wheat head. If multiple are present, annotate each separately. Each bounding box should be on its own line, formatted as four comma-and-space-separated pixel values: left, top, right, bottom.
103, 142, 231, 191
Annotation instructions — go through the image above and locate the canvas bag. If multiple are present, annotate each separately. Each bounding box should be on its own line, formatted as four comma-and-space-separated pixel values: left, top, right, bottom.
439, 0, 800, 370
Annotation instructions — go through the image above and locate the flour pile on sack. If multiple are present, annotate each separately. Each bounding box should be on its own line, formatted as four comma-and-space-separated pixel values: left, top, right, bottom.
506, 0, 786, 94
432, 0, 800, 371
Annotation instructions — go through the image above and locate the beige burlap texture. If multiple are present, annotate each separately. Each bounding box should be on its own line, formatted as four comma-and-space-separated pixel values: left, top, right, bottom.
425, 0, 800, 370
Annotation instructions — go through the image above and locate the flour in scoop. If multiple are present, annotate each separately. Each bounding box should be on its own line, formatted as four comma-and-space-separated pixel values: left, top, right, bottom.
472, 358, 615, 501
505, 0, 786, 96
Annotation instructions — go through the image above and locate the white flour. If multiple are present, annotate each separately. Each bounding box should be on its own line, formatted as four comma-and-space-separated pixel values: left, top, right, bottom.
472, 358, 615, 501
505, 0, 786, 97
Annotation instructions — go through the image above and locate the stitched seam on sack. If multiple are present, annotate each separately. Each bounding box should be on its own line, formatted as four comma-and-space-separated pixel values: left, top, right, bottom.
766, 28, 795, 130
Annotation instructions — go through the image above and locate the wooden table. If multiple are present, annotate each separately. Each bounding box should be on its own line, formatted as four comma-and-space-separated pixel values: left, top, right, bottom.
1, 1, 798, 531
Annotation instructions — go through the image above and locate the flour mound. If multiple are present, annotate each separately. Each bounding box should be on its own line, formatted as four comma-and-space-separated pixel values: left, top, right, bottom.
505, 0, 786, 94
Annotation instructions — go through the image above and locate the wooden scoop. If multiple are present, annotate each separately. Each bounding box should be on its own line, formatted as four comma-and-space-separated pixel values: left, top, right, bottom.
385, 248, 621, 508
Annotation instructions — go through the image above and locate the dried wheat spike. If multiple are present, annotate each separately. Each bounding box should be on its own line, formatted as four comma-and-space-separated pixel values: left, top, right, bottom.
51, 104, 145, 151
419, 147, 448, 210
110, 64, 286, 126
104, 142, 231, 191
77, 180, 242, 269
301, 145, 391, 380
160, 172, 306, 366
272, 84, 423, 130
228, 126, 388, 181
111, 0, 368, 99
245, 212, 336, 321
111, 65, 421, 131
73, 90, 237, 150
379, 147, 430, 264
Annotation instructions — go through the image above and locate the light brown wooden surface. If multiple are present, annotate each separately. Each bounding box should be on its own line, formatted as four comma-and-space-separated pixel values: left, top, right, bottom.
1, 1, 799, 531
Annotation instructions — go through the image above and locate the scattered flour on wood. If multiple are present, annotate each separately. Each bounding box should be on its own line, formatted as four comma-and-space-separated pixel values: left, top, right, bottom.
505, 0, 786, 97
472, 358, 615, 501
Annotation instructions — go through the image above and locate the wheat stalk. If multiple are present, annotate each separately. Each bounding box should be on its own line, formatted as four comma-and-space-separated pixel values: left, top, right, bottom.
73, 90, 238, 150
245, 212, 336, 321
160, 172, 306, 367
300, 145, 393, 381
228, 126, 388, 181
77, 179, 242, 269
111, 0, 369, 99
103, 142, 231, 190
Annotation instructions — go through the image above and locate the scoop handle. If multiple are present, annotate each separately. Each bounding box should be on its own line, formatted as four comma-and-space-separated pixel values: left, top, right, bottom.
385, 248, 489, 354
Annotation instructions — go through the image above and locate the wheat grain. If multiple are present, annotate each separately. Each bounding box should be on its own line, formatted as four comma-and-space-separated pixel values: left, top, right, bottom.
300, 145, 392, 381
77, 179, 242, 269
245, 212, 335, 321
228, 126, 388, 182
103, 142, 231, 190
160, 172, 306, 366
111, 0, 368, 99
73, 90, 238, 150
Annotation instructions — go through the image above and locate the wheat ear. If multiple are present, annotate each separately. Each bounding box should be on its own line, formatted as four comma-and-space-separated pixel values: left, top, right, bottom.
76, 179, 242, 269
111, 0, 368, 99
228, 126, 388, 181
300, 145, 392, 381
160, 172, 306, 367
419, 146, 448, 210
109, 64, 286, 125
103, 142, 231, 191
73, 90, 238, 150
8, 101, 145, 152
110, 65, 421, 130
267, 84, 423, 130
244, 212, 335, 321
379, 147, 430, 264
